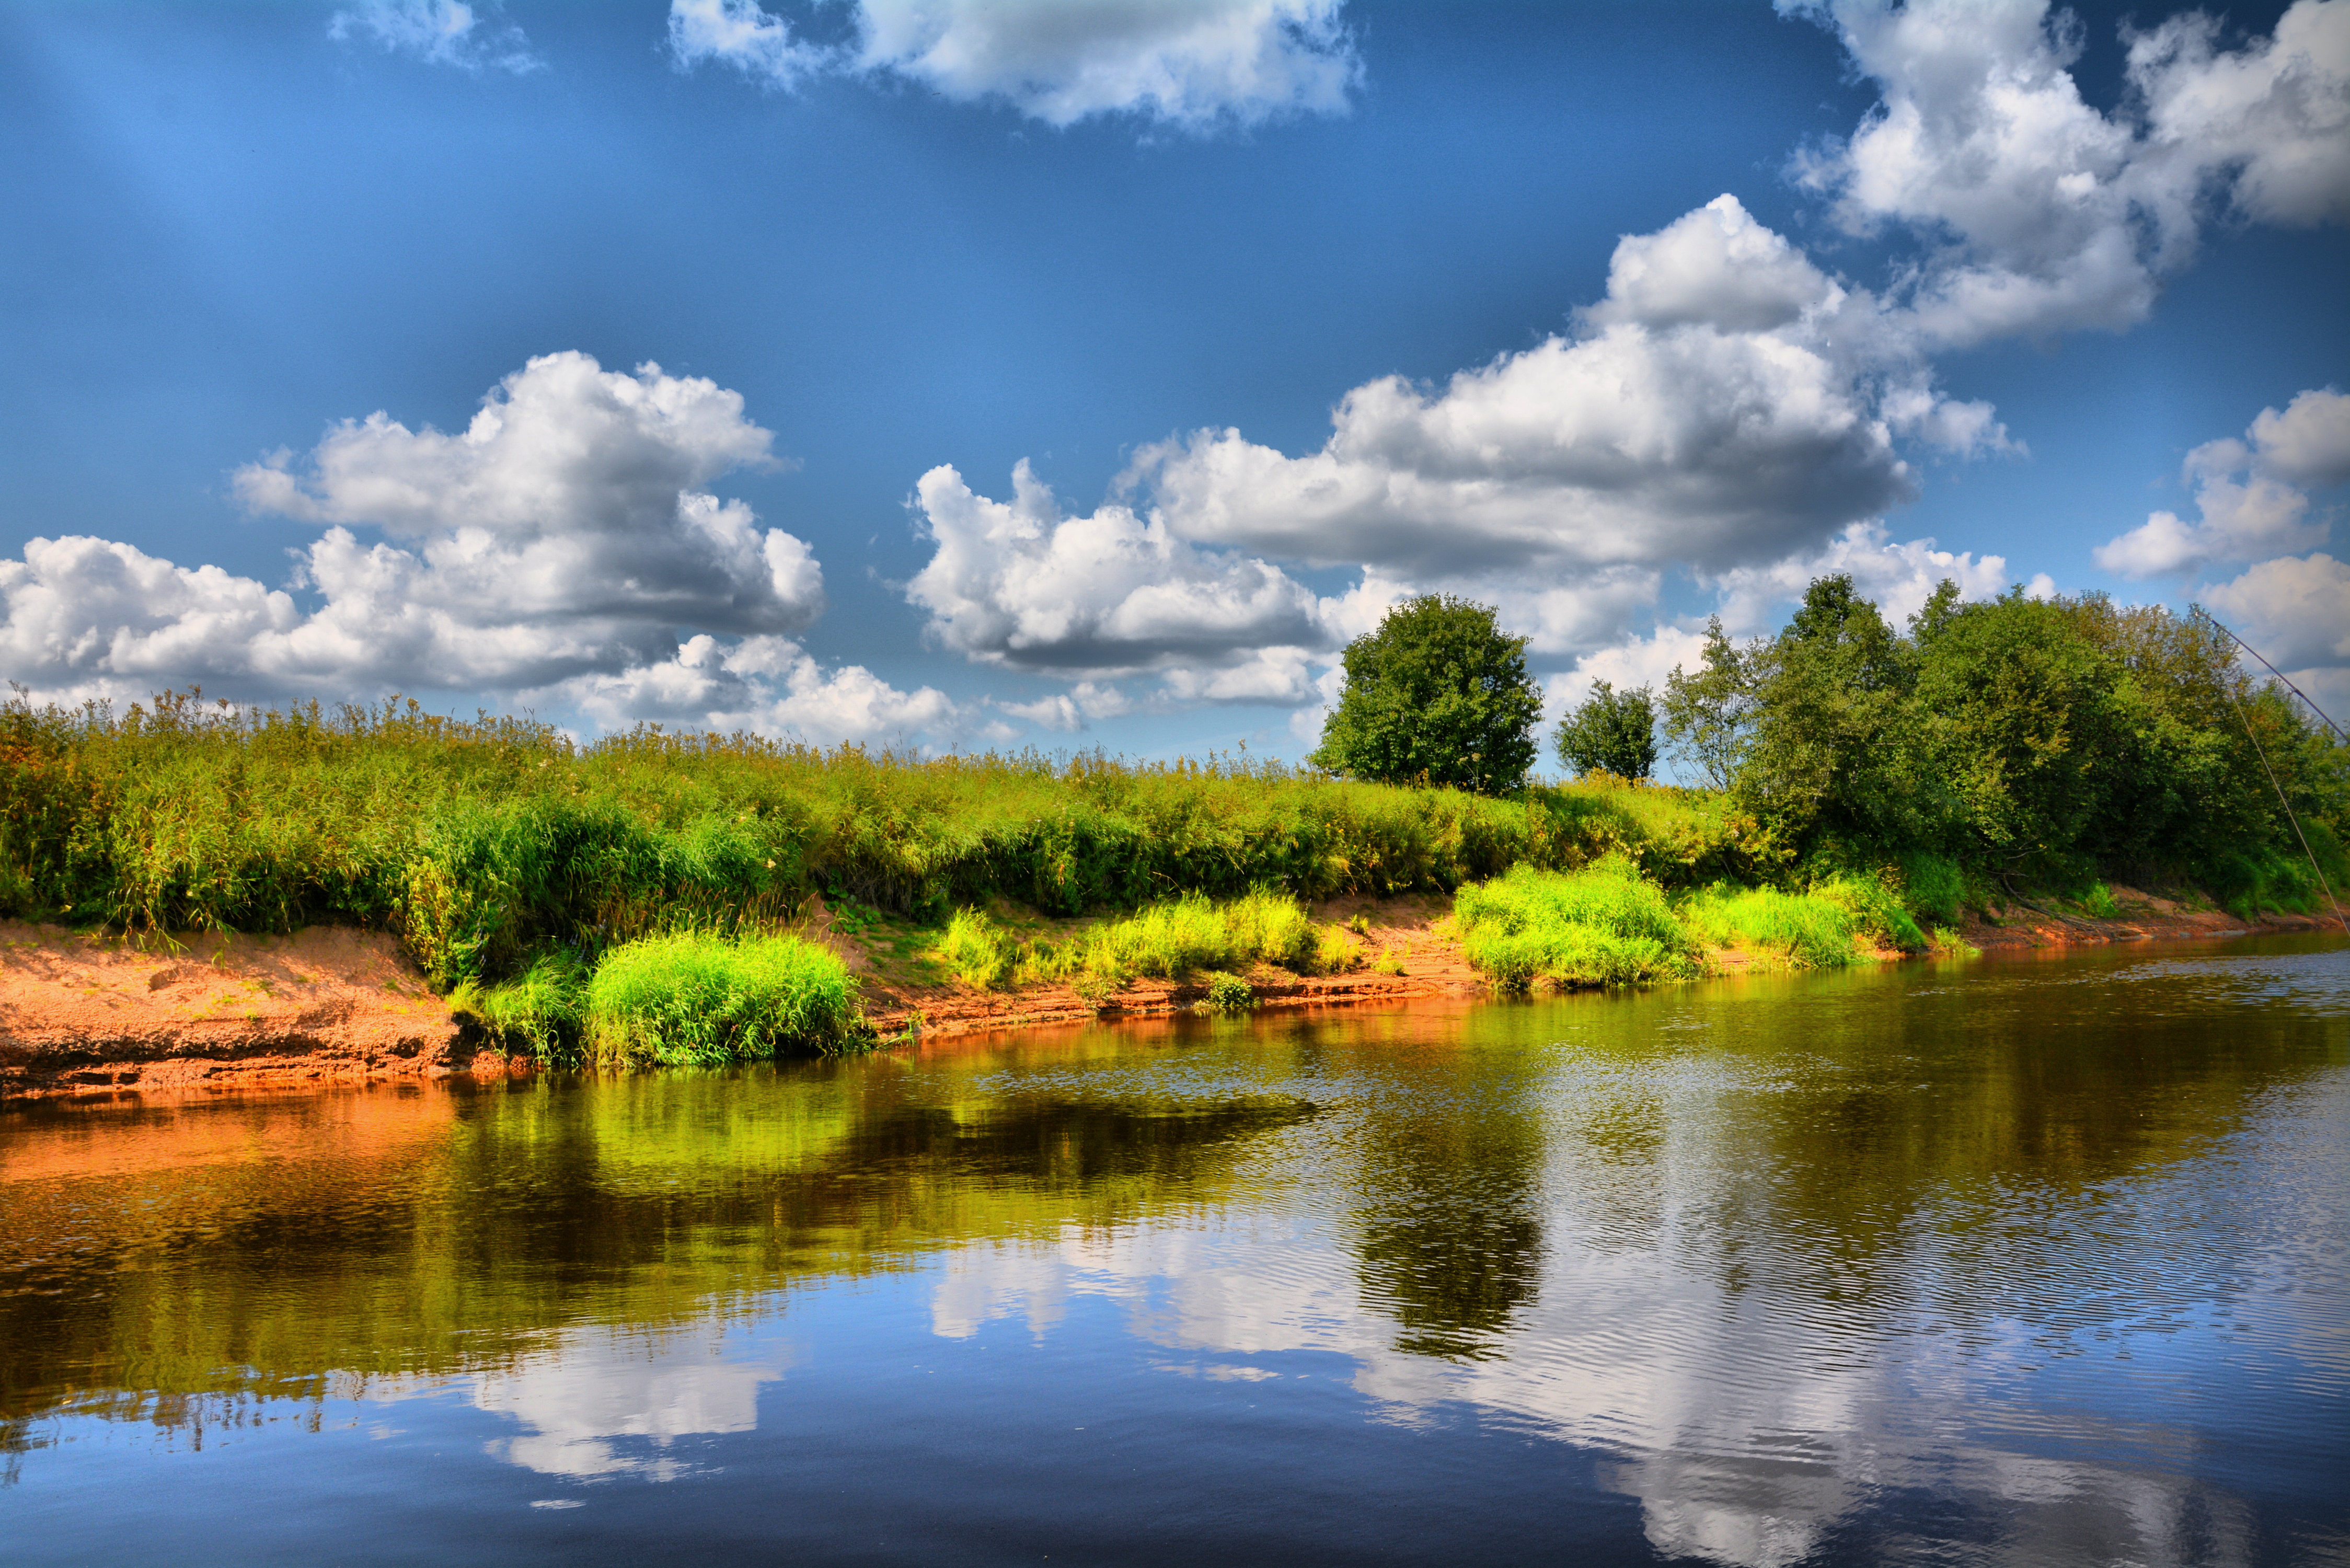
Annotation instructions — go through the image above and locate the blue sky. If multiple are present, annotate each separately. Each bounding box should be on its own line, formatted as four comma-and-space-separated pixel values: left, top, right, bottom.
3, 0, 2345, 761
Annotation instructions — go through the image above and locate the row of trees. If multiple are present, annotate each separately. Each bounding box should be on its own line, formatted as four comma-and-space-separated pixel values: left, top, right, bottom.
1310, 583, 2348, 895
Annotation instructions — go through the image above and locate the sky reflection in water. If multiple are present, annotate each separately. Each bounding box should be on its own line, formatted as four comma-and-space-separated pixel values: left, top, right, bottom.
2, 937, 2344, 1566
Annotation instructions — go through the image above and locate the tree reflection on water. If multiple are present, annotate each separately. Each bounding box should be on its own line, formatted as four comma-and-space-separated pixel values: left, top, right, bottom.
1, 938, 2343, 1566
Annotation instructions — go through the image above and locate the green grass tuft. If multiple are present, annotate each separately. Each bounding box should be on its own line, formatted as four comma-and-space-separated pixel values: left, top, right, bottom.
582, 931, 862, 1066
935, 908, 1018, 989
1452, 860, 1697, 990
449, 949, 589, 1059
1203, 972, 1255, 1011
935, 890, 1349, 993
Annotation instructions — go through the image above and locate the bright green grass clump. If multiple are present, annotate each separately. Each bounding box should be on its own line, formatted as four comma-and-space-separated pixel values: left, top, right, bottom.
1683, 885, 1862, 970
448, 949, 589, 1058
1452, 860, 1697, 990
582, 931, 862, 1065
937, 890, 1356, 993
1681, 874, 1924, 970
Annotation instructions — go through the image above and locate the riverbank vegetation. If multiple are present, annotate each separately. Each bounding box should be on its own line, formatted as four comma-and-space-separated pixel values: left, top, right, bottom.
1, 579, 2340, 1063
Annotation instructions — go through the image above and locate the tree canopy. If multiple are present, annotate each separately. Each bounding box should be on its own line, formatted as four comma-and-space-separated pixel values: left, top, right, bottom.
1661, 574, 2349, 906
1312, 595, 1542, 794
1554, 680, 1657, 781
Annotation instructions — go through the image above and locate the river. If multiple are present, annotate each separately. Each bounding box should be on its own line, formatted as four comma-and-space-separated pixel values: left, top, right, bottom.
2, 935, 2344, 1566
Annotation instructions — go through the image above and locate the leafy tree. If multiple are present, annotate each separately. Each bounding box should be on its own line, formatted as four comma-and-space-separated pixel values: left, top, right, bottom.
1732, 574, 1941, 862
1554, 680, 1657, 780
1312, 595, 1542, 794
1661, 617, 1761, 790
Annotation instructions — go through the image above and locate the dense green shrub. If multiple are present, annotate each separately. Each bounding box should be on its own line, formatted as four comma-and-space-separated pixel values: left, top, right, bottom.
1681, 885, 1863, 969
583, 932, 861, 1065
1452, 861, 1697, 990
939, 891, 1354, 993
449, 950, 590, 1060
1662, 577, 2348, 898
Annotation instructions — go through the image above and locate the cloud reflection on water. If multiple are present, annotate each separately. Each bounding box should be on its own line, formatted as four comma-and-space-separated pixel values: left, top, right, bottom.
470, 1333, 786, 1482
916, 1064, 2344, 1568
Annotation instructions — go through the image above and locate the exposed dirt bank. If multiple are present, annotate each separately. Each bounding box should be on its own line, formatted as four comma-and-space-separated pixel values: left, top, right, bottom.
1959, 885, 2332, 951
3, 889, 2332, 1099
0, 921, 488, 1100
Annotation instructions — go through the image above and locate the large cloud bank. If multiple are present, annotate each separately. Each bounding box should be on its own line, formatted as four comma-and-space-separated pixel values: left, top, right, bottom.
1791, 0, 2349, 345
0, 354, 954, 746
900, 0, 2347, 745
667, 0, 1359, 129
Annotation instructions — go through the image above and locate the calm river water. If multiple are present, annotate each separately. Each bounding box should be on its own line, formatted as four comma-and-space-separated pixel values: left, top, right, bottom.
3, 936, 2345, 1566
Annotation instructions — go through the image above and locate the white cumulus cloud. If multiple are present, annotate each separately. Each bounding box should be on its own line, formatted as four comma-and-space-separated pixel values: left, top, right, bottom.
2201, 551, 2350, 717
854, 0, 1357, 128
1790, 0, 2350, 347
905, 460, 1335, 678
1709, 521, 2032, 636
0, 354, 963, 745
2096, 387, 2345, 577
329, 0, 543, 74
1134, 195, 2001, 580
564, 634, 961, 746
665, 0, 1360, 128
667, 0, 834, 88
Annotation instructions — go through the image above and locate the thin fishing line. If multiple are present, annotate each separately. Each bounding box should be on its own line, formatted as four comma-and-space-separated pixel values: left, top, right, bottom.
2218, 665, 2349, 937
2194, 605, 2347, 744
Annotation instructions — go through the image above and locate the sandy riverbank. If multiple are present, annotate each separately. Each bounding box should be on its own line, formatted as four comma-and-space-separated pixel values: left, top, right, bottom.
3, 890, 2329, 1099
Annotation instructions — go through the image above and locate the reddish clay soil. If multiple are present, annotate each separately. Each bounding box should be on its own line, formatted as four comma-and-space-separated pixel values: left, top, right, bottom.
0, 921, 489, 1100
1956, 885, 2332, 950
2, 887, 2331, 1099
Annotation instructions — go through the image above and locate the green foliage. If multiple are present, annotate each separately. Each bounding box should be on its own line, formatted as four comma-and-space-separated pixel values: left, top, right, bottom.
1682, 885, 1864, 970
938, 891, 1348, 993
1894, 851, 1965, 925
449, 949, 590, 1060
0, 692, 1600, 985
1661, 617, 1761, 790
1815, 873, 1927, 953
1452, 860, 1698, 990
1519, 774, 1750, 890
1203, 972, 1256, 1011
583, 931, 861, 1066
936, 907, 1018, 989
1312, 595, 1543, 794
2077, 882, 2122, 920
1657, 576, 2350, 896
1554, 680, 1658, 781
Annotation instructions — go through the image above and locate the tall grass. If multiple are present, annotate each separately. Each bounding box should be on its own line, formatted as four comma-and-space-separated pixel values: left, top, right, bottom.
1682, 886, 1861, 969
1, 690, 1742, 993
1451, 860, 1698, 990
448, 950, 588, 1058
937, 891, 1359, 992
582, 932, 861, 1066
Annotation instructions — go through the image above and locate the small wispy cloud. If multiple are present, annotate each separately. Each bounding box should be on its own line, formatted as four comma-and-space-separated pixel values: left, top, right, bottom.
330, 0, 546, 75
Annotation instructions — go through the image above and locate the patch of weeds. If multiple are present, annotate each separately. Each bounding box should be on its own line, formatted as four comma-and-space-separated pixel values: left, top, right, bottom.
1927, 926, 1979, 957
827, 896, 889, 937
584, 930, 862, 1066
448, 948, 589, 1060
1202, 972, 1255, 1012
1454, 859, 1697, 989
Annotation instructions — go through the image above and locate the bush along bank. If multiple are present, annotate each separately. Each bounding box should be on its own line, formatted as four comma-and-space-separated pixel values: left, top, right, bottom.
3, 584, 2341, 1074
